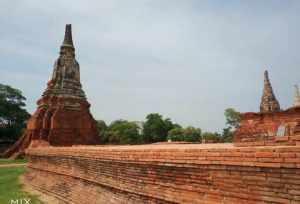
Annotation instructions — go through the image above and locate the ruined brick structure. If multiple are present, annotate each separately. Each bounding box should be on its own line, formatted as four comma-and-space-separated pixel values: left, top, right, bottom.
24, 144, 300, 204
4, 25, 99, 158
293, 85, 300, 107
5, 25, 300, 203
235, 71, 300, 147
234, 108, 300, 146
260, 70, 280, 113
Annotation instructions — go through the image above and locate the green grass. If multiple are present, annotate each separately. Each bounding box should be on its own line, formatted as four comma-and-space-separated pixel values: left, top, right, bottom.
0, 167, 43, 204
0, 159, 28, 165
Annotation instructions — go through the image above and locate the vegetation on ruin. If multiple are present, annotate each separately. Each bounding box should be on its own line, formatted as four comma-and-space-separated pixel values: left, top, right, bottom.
0, 166, 43, 204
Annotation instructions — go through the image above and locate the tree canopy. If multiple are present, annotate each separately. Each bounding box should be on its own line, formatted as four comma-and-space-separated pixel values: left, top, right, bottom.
142, 113, 179, 143
95, 108, 240, 145
96, 120, 108, 143
167, 126, 201, 142
222, 108, 241, 142
224, 108, 240, 129
202, 132, 220, 142
103, 120, 141, 144
0, 84, 30, 141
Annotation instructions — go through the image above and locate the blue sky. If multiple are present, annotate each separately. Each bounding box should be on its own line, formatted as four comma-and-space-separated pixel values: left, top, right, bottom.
1, 1, 299, 132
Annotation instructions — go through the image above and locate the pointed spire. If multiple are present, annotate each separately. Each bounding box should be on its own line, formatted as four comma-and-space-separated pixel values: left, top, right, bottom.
44, 24, 85, 99
293, 85, 300, 107
62, 24, 74, 47
260, 70, 280, 113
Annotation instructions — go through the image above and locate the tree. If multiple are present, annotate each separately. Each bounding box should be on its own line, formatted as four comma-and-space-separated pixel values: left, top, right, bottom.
202, 132, 220, 143
167, 126, 201, 142
0, 84, 30, 141
224, 108, 240, 129
142, 113, 178, 143
167, 127, 184, 141
221, 127, 234, 143
104, 120, 141, 144
96, 120, 108, 143
183, 127, 201, 142
222, 108, 241, 142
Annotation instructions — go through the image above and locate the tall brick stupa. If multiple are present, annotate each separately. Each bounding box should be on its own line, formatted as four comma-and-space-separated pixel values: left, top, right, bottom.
260, 70, 280, 113
4, 25, 99, 158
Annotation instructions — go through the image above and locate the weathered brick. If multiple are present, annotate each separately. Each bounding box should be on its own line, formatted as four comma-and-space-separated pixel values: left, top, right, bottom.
23, 144, 300, 204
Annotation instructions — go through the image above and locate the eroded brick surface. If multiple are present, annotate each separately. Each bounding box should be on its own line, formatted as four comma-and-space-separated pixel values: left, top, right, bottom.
234, 108, 300, 147
25, 144, 300, 204
3, 25, 99, 158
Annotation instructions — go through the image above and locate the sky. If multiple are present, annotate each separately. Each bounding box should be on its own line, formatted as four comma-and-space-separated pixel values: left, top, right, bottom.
0, 1, 300, 132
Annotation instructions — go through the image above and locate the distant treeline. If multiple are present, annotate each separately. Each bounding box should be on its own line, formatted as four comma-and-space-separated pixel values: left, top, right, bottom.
0, 83, 240, 145
97, 108, 240, 145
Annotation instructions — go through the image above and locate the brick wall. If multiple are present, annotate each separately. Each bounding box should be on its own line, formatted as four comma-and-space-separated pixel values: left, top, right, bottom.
24, 144, 300, 204
234, 108, 300, 147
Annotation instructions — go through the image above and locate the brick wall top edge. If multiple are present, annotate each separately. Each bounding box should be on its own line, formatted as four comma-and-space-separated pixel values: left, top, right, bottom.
25, 143, 300, 154
25, 144, 300, 168
26, 143, 300, 151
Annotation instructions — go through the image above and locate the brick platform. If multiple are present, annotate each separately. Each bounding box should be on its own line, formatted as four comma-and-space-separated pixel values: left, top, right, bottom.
24, 144, 300, 204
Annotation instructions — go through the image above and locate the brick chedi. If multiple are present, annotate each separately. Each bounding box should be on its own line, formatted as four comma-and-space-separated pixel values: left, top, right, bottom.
4, 24, 99, 158
260, 70, 280, 113
234, 70, 300, 146
293, 85, 300, 107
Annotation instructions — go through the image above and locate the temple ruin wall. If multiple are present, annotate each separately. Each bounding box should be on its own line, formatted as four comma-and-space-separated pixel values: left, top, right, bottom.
24, 144, 300, 204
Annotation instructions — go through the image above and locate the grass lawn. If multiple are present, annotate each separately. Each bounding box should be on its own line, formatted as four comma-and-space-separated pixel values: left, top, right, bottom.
0, 159, 28, 165
0, 166, 43, 204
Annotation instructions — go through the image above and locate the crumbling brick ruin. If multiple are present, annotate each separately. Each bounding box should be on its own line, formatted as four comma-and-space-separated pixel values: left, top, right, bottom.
234, 71, 300, 147
4, 25, 99, 158
5, 25, 300, 204
24, 144, 300, 204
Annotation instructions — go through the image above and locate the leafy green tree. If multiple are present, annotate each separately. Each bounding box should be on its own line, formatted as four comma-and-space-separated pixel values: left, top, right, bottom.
221, 127, 234, 143
222, 108, 241, 142
167, 126, 201, 142
224, 108, 240, 129
96, 120, 108, 143
202, 132, 220, 143
183, 127, 201, 142
142, 113, 178, 143
105, 120, 141, 144
0, 84, 30, 141
167, 127, 184, 141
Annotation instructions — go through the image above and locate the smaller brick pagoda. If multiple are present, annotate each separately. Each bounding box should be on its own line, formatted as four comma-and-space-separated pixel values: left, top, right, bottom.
293, 85, 300, 107
4, 24, 99, 158
260, 70, 280, 113
234, 70, 300, 146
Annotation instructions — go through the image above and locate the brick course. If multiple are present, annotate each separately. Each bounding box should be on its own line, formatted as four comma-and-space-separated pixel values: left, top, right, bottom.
24, 144, 300, 204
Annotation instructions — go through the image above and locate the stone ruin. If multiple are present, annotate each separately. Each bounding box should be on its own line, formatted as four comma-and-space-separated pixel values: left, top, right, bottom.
1, 24, 299, 204
3, 25, 299, 158
234, 70, 300, 146
4, 24, 99, 158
